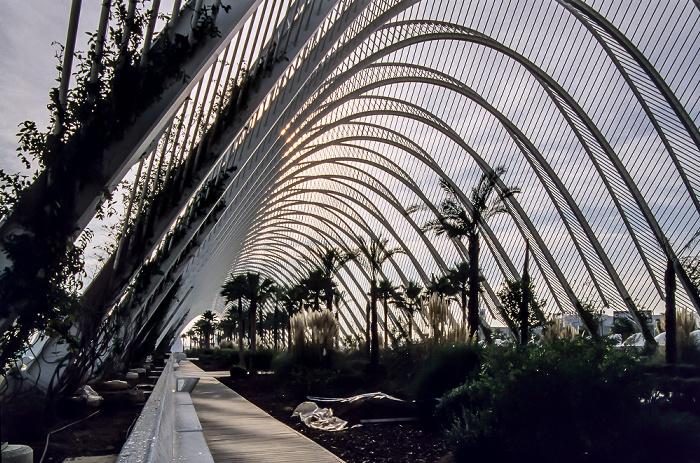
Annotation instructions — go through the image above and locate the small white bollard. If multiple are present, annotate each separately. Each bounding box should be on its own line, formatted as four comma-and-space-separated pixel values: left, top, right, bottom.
1, 444, 33, 463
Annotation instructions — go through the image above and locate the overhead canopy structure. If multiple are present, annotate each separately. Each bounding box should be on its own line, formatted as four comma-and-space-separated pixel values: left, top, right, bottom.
3, 0, 700, 364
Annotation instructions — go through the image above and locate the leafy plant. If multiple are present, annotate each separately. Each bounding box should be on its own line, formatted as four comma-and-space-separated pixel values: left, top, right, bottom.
229, 365, 247, 378
407, 342, 482, 400
497, 279, 546, 343
439, 339, 700, 463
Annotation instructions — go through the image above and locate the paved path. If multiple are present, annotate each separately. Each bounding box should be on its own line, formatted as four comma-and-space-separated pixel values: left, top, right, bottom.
178, 360, 345, 463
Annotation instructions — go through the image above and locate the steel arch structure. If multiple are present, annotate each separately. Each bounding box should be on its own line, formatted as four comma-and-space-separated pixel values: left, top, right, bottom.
141, 0, 700, 351
6, 0, 699, 368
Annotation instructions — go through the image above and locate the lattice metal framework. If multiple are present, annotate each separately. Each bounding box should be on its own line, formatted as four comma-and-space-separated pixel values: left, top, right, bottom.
108, 0, 697, 350
14, 0, 699, 354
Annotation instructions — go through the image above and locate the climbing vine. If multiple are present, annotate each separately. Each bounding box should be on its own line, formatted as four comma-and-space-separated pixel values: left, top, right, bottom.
0, 0, 229, 391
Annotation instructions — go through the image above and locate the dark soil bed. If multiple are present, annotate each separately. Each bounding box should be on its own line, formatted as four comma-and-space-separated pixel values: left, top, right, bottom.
214, 372, 452, 463
3, 370, 159, 462
3, 397, 144, 462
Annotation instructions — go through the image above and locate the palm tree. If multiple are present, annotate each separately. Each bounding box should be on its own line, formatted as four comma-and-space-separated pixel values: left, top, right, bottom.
219, 305, 237, 341
283, 285, 304, 350
314, 247, 358, 313
353, 235, 404, 369
401, 280, 423, 342
272, 285, 286, 350
666, 259, 677, 364
426, 273, 454, 297
448, 261, 471, 337
287, 283, 307, 314
301, 268, 325, 312
198, 310, 217, 348
377, 278, 396, 348
419, 166, 519, 340
220, 274, 248, 366
333, 289, 346, 348
186, 329, 197, 349
243, 272, 275, 358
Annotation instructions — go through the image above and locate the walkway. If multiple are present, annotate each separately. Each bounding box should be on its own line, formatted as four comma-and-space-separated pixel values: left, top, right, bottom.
178, 360, 345, 463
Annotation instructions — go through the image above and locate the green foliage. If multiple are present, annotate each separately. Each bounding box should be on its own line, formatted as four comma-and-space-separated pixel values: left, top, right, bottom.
250, 348, 276, 371
407, 342, 482, 400
439, 339, 700, 463
497, 279, 546, 340
610, 316, 637, 341
0, 0, 237, 388
229, 365, 247, 378
381, 341, 428, 390
189, 347, 243, 368
272, 353, 340, 399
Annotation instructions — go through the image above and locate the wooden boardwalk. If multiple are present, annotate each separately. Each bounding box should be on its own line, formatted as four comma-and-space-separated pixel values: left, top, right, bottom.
178, 360, 345, 463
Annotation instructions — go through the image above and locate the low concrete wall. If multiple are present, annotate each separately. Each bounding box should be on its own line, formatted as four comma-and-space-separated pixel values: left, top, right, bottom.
116, 355, 213, 463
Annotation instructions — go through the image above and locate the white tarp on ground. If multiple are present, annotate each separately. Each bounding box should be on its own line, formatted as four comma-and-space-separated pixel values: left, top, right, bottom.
655, 330, 700, 346
292, 401, 348, 431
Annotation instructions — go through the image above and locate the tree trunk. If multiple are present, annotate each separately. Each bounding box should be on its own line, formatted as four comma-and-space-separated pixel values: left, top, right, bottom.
408, 309, 413, 342
666, 260, 677, 364
371, 281, 379, 370
365, 301, 371, 358
273, 304, 279, 350
384, 299, 388, 349
519, 243, 531, 345
258, 306, 263, 339
237, 298, 245, 366
467, 233, 480, 340
326, 284, 333, 312
250, 296, 257, 354
461, 289, 467, 341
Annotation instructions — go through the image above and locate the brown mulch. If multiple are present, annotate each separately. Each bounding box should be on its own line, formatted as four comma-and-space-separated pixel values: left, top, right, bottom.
215, 372, 452, 463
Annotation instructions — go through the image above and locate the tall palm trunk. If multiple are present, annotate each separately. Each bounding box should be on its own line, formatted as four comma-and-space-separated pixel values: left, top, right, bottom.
258, 306, 263, 339
273, 304, 279, 350
371, 280, 379, 370
666, 260, 677, 364
365, 301, 371, 357
326, 284, 333, 312
383, 298, 389, 349
519, 243, 531, 345
250, 295, 257, 355
460, 289, 467, 341
237, 297, 245, 366
467, 233, 480, 340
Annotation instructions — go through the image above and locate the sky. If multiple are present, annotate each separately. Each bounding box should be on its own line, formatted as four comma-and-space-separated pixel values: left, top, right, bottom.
0, 1, 103, 175
0, 1, 181, 176
0, 1, 175, 278
2, 0, 698, 331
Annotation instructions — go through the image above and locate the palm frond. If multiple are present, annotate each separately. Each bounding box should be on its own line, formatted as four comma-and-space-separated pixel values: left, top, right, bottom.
406, 203, 426, 215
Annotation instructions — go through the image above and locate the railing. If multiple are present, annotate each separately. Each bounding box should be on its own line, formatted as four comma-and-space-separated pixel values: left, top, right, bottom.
116, 353, 210, 463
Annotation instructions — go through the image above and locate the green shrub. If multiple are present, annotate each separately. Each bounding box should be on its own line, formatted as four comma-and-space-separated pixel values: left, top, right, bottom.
383, 341, 429, 389
407, 342, 482, 400
440, 338, 700, 463
251, 348, 276, 371
277, 364, 340, 399
229, 365, 247, 378
215, 348, 239, 367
